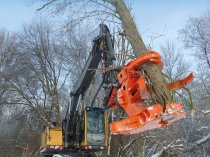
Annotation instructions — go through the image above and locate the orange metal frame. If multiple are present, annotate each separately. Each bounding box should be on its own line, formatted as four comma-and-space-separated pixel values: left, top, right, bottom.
108, 50, 194, 135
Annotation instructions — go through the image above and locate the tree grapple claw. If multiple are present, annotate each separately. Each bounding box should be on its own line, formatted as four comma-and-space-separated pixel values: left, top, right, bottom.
108, 50, 193, 135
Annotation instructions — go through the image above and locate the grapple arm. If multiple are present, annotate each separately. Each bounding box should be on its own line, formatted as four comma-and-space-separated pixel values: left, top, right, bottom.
108, 50, 194, 135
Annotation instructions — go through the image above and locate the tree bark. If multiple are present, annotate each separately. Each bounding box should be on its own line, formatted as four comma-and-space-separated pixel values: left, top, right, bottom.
105, 0, 172, 107
52, 91, 61, 126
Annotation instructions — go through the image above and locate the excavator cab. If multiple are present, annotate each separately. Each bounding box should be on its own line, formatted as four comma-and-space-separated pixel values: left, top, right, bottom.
76, 106, 108, 151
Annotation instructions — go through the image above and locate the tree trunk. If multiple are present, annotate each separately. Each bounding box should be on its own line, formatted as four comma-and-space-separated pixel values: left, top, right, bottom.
105, 0, 172, 107
52, 91, 61, 126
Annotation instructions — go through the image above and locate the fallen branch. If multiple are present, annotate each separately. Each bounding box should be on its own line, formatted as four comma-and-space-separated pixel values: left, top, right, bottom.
151, 149, 163, 157
151, 139, 183, 157
189, 134, 210, 150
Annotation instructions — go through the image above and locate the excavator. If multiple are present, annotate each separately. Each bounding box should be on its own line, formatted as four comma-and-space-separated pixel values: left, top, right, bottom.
40, 24, 194, 157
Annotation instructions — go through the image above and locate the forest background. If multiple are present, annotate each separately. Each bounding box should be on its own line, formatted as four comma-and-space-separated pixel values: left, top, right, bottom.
0, 0, 210, 157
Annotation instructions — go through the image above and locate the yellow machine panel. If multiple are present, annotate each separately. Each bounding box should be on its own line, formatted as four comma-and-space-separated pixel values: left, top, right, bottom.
41, 127, 63, 147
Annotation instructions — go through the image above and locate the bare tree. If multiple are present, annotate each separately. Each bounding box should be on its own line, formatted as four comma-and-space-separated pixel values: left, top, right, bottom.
0, 20, 97, 156
3, 19, 71, 127
180, 14, 210, 110
160, 41, 190, 81
168, 14, 210, 156
0, 29, 17, 109
179, 15, 210, 69
33, 0, 173, 111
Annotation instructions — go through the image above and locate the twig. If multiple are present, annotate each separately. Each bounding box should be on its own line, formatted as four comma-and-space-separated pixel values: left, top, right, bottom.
36, 0, 57, 11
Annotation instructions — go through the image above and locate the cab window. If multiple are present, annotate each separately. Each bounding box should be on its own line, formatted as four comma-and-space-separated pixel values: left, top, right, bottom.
86, 109, 105, 144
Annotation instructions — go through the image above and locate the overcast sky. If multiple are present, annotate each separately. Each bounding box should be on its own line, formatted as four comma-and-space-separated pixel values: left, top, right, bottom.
0, 0, 209, 51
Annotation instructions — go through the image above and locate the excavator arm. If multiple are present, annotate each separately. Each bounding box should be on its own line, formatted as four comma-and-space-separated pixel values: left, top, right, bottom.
62, 24, 116, 148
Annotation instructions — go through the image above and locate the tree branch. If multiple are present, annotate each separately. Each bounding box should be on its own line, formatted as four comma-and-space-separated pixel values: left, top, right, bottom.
37, 0, 57, 11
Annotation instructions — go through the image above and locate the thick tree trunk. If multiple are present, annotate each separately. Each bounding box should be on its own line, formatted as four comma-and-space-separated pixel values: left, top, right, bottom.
105, 1, 173, 156
106, 0, 172, 107
52, 91, 61, 126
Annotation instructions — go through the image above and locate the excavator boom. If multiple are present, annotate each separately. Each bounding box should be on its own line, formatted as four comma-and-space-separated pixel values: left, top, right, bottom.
62, 24, 115, 149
